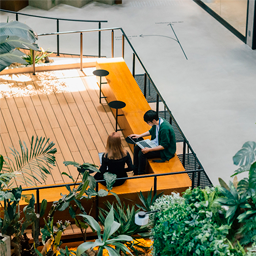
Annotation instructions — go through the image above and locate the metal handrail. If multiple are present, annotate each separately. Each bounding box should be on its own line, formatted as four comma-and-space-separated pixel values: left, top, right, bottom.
38, 27, 121, 36
0, 8, 108, 56
22, 169, 206, 215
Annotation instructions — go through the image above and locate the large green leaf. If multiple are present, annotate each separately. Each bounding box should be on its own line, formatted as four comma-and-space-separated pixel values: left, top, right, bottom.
237, 162, 256, 197
0, 21, 39, 72
103, 206, 115, 242
0, 35, 38, 54
0, 21, 37, 43
233, 141, 256, 167
79, 214, 101, 238
107, 235, 133, 243
104, 172, 117, 191
3, 136, 56, 187
77, 240, 103, 256
104, 246, 120, 256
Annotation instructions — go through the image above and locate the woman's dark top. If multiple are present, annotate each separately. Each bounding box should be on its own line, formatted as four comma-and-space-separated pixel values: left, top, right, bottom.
95, 151, 133, 187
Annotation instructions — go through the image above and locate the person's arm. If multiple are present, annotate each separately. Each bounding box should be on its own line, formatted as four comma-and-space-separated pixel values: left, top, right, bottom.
141, 145, 164, 154
125, 152, 133, 171
99, 154, 107, 174
129, 131, 150, 139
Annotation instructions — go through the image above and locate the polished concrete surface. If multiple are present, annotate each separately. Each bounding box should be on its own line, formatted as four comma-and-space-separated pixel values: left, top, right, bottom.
1, 0, 256, 185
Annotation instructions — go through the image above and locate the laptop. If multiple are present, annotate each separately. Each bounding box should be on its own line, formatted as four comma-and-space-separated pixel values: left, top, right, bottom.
129, 137, 156, 149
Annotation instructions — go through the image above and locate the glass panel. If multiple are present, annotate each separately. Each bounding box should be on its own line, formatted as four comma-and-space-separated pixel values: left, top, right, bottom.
202, 0, 248, 36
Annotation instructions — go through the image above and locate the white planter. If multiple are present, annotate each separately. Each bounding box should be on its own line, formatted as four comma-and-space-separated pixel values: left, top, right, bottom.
0, 235, 11, 256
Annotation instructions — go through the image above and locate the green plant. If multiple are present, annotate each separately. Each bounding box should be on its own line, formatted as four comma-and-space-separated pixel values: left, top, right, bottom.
99, 199, 149, 237
48, 161, 117, 243
136, 188, 163, 212
151, 191, 243, 256
23, 48, 52, 65
77, 206, 133, 256
0, 21, 39, 71
36, 217, 71, 255
0, 187, 47, 256
2, 136, 57, 187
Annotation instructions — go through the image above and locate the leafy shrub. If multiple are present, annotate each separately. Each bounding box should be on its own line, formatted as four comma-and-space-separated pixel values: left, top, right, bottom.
151, 190, 244, 256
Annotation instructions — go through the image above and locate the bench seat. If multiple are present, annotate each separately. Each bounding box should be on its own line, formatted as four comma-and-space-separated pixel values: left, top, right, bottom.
96, 58, 191, 193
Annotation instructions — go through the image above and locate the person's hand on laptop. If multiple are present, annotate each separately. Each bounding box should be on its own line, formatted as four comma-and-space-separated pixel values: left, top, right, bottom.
130, 134, 140, 139
141, 147, 151, 154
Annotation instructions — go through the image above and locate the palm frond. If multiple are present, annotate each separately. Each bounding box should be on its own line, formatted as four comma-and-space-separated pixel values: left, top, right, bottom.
4, 136, 57, 186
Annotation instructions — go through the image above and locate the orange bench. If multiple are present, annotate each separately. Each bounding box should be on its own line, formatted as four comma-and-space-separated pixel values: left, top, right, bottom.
96, 58, 191, 192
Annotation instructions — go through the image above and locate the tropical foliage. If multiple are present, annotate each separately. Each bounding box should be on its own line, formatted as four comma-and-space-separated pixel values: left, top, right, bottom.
0, 21, 39, 71
151, 190, 244, 256
2, 136, 57, 187
77, 206, 133, 256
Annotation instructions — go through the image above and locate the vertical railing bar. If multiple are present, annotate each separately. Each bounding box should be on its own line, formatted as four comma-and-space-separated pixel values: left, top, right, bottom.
32, 50, 35, 75
169, 115, 172, 125
148, 78, 151, 96
80, 32, 83, 71
194, 153, 197, 187
154, 176, 157, 196
197, 170, 201, 187
192, 172, 195, 189
36, 189, 40, 213
182, 139, 186, 167
122, 34, 125, 58
57, 19, 60, 56
96, 182, 99, 221
111, 29, 114, 58
98, 22, 101, 58
132, 53, 135, 77
156, 94, 159, 114
143, 73, 147, 97
16, 13, 18, 21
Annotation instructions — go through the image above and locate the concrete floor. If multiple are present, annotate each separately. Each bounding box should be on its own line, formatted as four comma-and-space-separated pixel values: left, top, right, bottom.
1, 0, 256, 185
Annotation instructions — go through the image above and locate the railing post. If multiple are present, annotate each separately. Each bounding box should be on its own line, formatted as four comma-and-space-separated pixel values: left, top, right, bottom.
111, 29, 114, 58
32, 50, 35, 75
156, 94, 159, 114
96, 182, 99, 221
80, 32, 83, 71
154, 176, 157, 196
192, 172, 195, 189
36, 189, 40, 213
16, 13, 18, 21
182, 138, 186, 167
197, 170, 201, 187
132, 53, 135, 77
98, 22, 101, 58
57, 19, 60, 56
143, 73, 147, 97
169, 115, 172, 124
122, 34, 125, 58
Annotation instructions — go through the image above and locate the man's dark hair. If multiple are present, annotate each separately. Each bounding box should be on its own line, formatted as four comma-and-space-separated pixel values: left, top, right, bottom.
144, 110, 159, 123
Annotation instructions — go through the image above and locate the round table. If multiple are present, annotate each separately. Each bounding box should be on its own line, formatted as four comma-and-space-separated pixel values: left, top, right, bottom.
93, 69, 109, 103
108, 100, 126, 132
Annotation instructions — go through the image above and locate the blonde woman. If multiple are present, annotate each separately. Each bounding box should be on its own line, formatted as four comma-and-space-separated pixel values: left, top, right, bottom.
95, 132, 133, 186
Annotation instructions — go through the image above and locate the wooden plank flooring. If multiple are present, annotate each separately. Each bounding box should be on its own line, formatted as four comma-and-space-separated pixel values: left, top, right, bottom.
0, 68, 131, 188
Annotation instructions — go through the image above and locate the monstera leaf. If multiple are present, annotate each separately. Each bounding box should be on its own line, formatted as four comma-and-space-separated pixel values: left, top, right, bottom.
233, 141, 256, 176
0, 21, 39, 72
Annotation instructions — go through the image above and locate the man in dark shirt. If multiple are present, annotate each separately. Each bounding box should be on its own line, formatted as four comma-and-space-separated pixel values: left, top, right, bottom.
130, 110, 176, 175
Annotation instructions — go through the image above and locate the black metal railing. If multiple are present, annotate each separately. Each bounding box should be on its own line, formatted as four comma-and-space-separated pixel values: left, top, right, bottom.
22, 169, 207, 218
0, 8, 107, 56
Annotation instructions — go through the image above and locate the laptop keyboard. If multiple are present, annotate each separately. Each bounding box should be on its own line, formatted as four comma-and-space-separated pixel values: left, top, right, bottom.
140, 141, 151, 148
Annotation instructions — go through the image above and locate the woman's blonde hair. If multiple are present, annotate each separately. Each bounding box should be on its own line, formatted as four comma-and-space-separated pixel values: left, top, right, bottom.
105, 132, 127, 159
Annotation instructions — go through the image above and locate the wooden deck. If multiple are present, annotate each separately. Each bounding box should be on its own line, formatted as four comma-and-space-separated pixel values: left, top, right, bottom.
0, 67, 132, 188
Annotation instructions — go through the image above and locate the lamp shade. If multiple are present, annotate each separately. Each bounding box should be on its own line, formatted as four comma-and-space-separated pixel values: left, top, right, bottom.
135, 211, 149, 226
